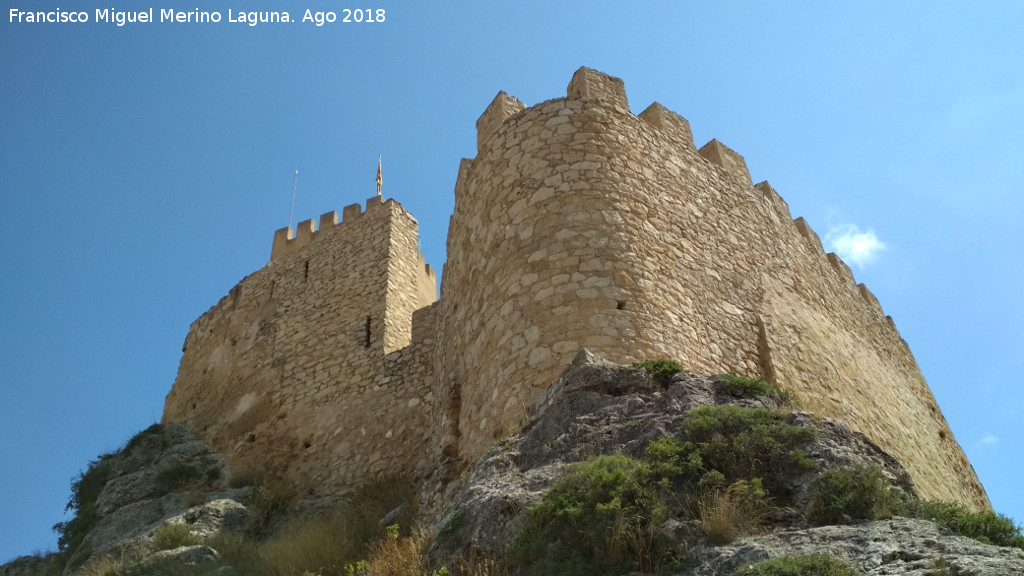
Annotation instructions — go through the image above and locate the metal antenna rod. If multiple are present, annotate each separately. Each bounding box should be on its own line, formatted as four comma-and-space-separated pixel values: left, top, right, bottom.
289, 169, 298, 232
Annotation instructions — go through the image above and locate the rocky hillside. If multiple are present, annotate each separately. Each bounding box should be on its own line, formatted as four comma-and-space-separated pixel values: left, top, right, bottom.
4, 350, 1023, 576
427, 350, 1024, 575
2, 423, 259, 576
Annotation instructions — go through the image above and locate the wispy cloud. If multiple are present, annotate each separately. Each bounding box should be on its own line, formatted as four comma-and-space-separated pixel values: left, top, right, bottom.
981, 434, 999, 446
825, 224, 886, 269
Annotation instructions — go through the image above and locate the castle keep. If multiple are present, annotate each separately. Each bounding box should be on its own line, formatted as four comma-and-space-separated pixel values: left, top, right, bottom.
163, 68, 988, 510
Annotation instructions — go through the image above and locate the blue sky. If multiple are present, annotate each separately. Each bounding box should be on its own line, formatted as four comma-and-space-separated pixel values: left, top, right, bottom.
2, 1, 1022, 561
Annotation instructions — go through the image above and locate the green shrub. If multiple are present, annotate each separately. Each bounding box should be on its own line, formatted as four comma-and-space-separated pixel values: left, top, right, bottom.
716, 373, 796, 405
122, 423, 164, 454
244, 483, 293, 537
642, 436, 693, 480
808, 465, 900, 525
678, 405, 818, 502
154, 463, 203, 494
513, 454, 677, 576
632, 359, 687, 385
738, 553, 863, 575
53, 453, 116, 556
898, 499, 1024, 549
151, 523, 202, 551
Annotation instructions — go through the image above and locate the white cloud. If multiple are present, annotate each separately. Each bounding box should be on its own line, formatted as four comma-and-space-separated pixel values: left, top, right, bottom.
825, 224, 886, 269
981, 434, 999, 445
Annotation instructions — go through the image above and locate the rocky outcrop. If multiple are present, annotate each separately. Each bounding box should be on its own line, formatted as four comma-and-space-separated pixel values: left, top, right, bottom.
56, 424, 255, 575
427, 350, 1021, 575
430, 350, 907, 558
682, 517, 1024, 576
0, 556, 60, 576
4, 350, 1018, 576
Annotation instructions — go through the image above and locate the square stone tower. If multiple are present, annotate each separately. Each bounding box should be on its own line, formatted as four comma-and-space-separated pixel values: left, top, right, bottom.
163, 197, 436, 491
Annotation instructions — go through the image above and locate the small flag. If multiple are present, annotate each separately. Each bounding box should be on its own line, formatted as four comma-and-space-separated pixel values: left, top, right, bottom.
376, 156, 382, 196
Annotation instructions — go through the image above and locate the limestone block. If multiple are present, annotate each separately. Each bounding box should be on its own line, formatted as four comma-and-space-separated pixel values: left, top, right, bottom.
566, 67, 629, 112
638, 102, 694, 149
477, 91, 526, 154
698, 139, 752, 185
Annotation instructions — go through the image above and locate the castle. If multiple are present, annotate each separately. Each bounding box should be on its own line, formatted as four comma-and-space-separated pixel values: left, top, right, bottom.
162, 67, 989, 510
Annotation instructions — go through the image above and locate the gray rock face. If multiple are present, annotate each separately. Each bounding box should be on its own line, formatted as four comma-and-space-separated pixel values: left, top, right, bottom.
165, 500, 251, 540
428, 350, 1019, 575
0, 556, 58, 576
55, 424, 253, 575
681, 517, 1024, 576
149, 545, 219, 566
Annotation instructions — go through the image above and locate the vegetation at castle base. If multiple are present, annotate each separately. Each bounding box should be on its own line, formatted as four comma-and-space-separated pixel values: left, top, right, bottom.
674, 405, 819, 503
512, 454, 678, 576
60, 422, 169, 557
46, 416, 1024, 576
715, 373, 797, 405
52, 451, 115, 562
82, 523, 511, 576
243, 483, 295, 538
510, 405, 823, 574
807, 464, 901, 525
897, 499, 1024, 549
632, 358, 687, 385
736, 553, 864, 576
258, 516, 367, 576
50, 423, 235, 572
696, 478, 775, 545
151, 523, 203, 551
807, 464, 1024, 550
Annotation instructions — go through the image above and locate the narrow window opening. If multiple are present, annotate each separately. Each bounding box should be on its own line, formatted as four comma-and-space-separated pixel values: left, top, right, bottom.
364, 316, 372, 347
304, 260, 310, 281
616, 300, 627, 310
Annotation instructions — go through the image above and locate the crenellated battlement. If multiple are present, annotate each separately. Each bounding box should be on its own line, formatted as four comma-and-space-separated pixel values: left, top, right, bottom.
163, 67, 988, 514
270, 196, 390, 262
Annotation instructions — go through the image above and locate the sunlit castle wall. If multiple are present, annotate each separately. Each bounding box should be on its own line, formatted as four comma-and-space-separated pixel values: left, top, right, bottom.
162, 67, 987, 512
434, 68, 987, 509
163, 197, 438, 497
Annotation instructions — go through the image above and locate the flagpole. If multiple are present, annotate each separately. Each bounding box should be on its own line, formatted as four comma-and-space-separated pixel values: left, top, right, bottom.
377, 155, 382, 197
289, 169, 298, 231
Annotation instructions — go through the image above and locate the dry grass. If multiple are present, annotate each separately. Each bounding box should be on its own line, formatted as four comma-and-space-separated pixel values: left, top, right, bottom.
260, 516, 364, 576
70, 553, 129, 576
345, 475, 418, 541
436, 553, 513, 576
364, 529, 428, 576
697, 481, 774, 544
205, 532, 269, 576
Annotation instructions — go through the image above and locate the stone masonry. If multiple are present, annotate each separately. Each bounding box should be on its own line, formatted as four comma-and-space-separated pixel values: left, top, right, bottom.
162, 68, 989, 510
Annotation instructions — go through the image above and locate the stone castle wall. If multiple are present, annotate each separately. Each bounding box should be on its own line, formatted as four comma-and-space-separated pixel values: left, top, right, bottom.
163, 68, 988, 510
163, 197, 437, 496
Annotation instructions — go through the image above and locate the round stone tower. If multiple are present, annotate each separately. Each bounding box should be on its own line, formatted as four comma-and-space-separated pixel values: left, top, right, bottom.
434, 68, 988, 510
